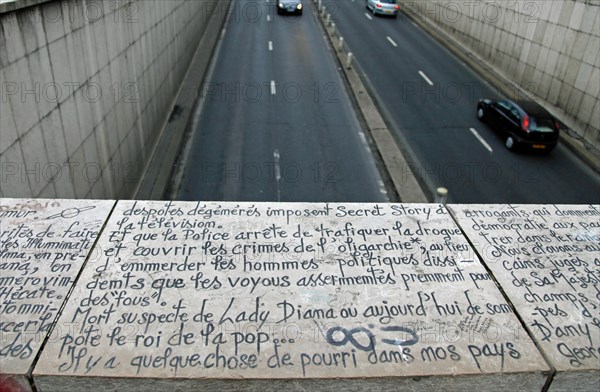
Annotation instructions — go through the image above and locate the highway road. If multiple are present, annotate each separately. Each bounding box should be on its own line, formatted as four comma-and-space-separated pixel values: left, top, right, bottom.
175, 0, 388, 202
175, 0, 599, 204
331, 0, 599, 204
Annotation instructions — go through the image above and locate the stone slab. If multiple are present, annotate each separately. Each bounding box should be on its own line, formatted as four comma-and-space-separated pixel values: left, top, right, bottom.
0, 199, 115, 389
33, 201, 549, 390
448, 204, 600, 391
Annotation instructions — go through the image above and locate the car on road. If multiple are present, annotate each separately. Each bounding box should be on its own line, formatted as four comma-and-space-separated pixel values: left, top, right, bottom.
366, 0, 399, 17
278, 0, 303, 15
477, 99, 560, 152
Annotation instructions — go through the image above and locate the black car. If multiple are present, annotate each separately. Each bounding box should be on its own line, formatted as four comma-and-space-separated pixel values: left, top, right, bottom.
277, 0, 303, 15
477, 99, 560, 152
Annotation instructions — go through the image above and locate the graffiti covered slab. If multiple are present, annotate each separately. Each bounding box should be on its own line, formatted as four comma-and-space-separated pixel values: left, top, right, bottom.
448, 204, 600, 391
34, 202, 548, 390
0, 199, 114, 389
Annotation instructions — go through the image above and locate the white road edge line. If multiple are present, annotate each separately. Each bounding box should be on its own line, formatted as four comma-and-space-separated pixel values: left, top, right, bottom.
386, 36, 397, 47
469, 128, 493, 153
268, 41, 273, 51
365, 13, 372, 20
418, 71, 434, 86
271, 80, 276, 95
358, 131, 367, 145
378, 180, 388, 195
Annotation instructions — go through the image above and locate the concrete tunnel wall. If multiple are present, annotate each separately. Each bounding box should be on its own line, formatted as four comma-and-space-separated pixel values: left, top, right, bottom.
1, 0, 228, 199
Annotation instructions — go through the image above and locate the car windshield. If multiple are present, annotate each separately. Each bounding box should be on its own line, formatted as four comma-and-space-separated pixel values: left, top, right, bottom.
530, 117, 556, 133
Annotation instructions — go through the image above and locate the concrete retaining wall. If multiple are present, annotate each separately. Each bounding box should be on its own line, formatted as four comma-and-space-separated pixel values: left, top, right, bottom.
1, 0, 226, 199
402, 0, 599, 155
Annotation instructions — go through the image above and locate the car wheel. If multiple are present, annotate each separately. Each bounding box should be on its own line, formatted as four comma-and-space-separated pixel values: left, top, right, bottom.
477, 107, 484, 120
505, 136, 515, 151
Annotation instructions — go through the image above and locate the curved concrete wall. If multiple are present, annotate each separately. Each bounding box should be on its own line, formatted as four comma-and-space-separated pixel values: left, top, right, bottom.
403, 0, 599, 155
1, 0, 226, 199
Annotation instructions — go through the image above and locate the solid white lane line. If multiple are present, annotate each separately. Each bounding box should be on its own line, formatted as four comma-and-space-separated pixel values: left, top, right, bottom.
386, 36, 397, 47
271, 80, 276, 95
365, 13, 372, 20
418, 71, 434, 86
268, 41, 273, 51
469, 128, 493, 153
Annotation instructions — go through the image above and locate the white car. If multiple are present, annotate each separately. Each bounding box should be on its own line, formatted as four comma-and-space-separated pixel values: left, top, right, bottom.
366, 0, 399, 17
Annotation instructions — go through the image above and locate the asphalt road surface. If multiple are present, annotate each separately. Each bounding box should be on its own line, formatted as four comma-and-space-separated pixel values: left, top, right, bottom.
175, 0, 388, 202
331, 1, 599, 204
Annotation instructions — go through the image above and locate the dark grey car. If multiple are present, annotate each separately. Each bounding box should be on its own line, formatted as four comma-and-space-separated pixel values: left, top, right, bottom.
477, 99, 560, 152
278, 0, 303, 15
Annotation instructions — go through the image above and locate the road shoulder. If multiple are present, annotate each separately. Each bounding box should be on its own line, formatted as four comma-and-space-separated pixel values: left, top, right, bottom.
314, 2, 429, 203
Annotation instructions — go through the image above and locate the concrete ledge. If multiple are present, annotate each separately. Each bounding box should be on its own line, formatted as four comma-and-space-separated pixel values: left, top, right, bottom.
449, 204, 600, 391
1, 198, 598, 391
33, 373, 548, 391
32, 200, 549, 389
0, 198, 115, 391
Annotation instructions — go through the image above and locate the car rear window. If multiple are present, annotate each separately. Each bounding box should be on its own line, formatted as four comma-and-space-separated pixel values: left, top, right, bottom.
380, 0, 397, 3
530, 118, 556, 133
